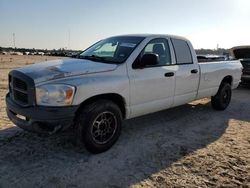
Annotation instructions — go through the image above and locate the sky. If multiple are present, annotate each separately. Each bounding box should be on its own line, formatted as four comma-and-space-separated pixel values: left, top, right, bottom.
0, 0, 250, 50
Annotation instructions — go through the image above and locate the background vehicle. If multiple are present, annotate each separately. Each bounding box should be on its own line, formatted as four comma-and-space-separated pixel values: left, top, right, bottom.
6, 34, 242, 153
197, 54, 226, 62
231, 46, 250, 83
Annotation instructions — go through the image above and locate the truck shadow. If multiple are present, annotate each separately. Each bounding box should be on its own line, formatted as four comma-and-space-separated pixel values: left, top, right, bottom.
0, 88, 249, 187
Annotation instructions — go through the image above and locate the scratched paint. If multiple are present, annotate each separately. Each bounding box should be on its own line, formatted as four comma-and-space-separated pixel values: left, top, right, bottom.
16, 58, 118, 84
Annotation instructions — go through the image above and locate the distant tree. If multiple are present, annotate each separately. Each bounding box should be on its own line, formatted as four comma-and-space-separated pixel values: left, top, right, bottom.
195, 48, 229, 55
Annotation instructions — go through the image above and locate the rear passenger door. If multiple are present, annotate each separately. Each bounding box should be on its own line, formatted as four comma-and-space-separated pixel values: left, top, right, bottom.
171, 38, 200, 106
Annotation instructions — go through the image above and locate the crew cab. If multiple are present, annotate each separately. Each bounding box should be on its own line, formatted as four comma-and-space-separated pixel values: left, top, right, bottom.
6, 34, 242, 153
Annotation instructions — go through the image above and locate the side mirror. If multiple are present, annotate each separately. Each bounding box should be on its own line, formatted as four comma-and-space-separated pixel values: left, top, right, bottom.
140, 53, 159, 67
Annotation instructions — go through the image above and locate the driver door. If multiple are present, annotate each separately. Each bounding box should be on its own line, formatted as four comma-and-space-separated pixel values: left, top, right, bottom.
128, 38, 176, 118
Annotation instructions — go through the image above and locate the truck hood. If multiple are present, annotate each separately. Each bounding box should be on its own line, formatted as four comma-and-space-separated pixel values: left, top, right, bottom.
17, 58, 118, 84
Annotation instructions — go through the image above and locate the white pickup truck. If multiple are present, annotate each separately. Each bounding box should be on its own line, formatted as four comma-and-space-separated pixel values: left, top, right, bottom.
6, 34, 242, 153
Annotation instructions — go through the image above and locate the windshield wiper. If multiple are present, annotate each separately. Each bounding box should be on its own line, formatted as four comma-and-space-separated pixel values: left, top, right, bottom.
78, 55, 118, 64
79, 55, 106, 61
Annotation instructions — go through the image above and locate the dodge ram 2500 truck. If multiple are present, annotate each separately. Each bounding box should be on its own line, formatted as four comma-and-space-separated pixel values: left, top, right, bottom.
6, 34, 242, 153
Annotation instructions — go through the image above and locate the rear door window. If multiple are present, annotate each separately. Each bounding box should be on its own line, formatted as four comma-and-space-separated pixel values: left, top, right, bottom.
171, 39, 193, 64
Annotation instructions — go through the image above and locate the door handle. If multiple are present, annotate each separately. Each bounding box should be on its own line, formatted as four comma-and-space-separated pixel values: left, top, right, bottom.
164, 72, 174, 77
191, 69, 198, 74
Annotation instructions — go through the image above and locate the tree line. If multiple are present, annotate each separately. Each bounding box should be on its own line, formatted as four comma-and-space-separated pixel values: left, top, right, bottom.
0, 46, 230, 56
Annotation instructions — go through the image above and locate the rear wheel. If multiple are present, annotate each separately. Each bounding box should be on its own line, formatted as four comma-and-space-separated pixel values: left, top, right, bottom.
75, 100, 122, 153
211, 83, 232, 110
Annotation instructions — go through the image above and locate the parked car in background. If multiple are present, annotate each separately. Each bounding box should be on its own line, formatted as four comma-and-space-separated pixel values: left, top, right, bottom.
10, 52, 23, 55
0, 51, 8, 55
197, 54, 226, 62
6, 34, 242, 153
231, 46, 250, 83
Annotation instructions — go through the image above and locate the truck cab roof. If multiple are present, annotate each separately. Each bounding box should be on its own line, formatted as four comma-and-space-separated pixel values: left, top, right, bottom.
110, 34, 189, 41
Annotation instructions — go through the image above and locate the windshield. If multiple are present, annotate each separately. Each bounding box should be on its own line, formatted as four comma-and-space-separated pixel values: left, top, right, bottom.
79, 36, 145, 64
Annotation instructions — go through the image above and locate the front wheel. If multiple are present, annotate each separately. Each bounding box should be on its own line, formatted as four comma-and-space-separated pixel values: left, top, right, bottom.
75, 100, 122, 153
211, 83, 232, 110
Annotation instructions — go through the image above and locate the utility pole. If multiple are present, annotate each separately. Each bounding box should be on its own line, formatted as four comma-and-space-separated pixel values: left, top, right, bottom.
68, 29, 71, 50
13, 33, 16, 49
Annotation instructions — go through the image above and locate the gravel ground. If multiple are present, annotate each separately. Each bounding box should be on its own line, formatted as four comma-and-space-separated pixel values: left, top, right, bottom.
0, 55, 249, 188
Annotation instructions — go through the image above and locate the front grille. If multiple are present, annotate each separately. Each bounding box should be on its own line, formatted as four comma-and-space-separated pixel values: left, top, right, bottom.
14, 89, 28, 104
9, 75, 12, 93
14, 77, 27, 91
9, 71, 34, 106
241, 60, 250, 70
243, 70, 250, 75
12, 77, 28, 105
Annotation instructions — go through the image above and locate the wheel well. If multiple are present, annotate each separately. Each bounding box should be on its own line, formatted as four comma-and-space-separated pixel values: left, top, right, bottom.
221, 76, 233, 86
76, 93, 126, 119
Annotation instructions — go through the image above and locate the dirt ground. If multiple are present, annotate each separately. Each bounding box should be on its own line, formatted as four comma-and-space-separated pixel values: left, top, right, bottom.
0, 55, 249, 188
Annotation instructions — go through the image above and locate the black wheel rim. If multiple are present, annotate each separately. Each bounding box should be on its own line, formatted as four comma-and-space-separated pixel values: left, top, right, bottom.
91, 111, 117, 145
222, 88, 231, 105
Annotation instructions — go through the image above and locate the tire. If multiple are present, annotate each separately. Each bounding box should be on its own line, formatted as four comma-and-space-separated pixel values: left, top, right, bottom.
211, 83, 232, 111
75, 100, 122, 154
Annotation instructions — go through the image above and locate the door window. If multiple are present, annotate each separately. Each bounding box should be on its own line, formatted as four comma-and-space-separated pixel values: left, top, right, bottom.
142, 38, 171, 66
171, 39, 193, 64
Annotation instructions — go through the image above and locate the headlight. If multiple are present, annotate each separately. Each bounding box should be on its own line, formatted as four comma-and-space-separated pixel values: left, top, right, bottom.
36, 84, 75, 106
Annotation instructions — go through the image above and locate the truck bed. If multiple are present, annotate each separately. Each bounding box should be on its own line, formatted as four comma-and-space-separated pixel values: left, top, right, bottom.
197, 60, 242, 99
